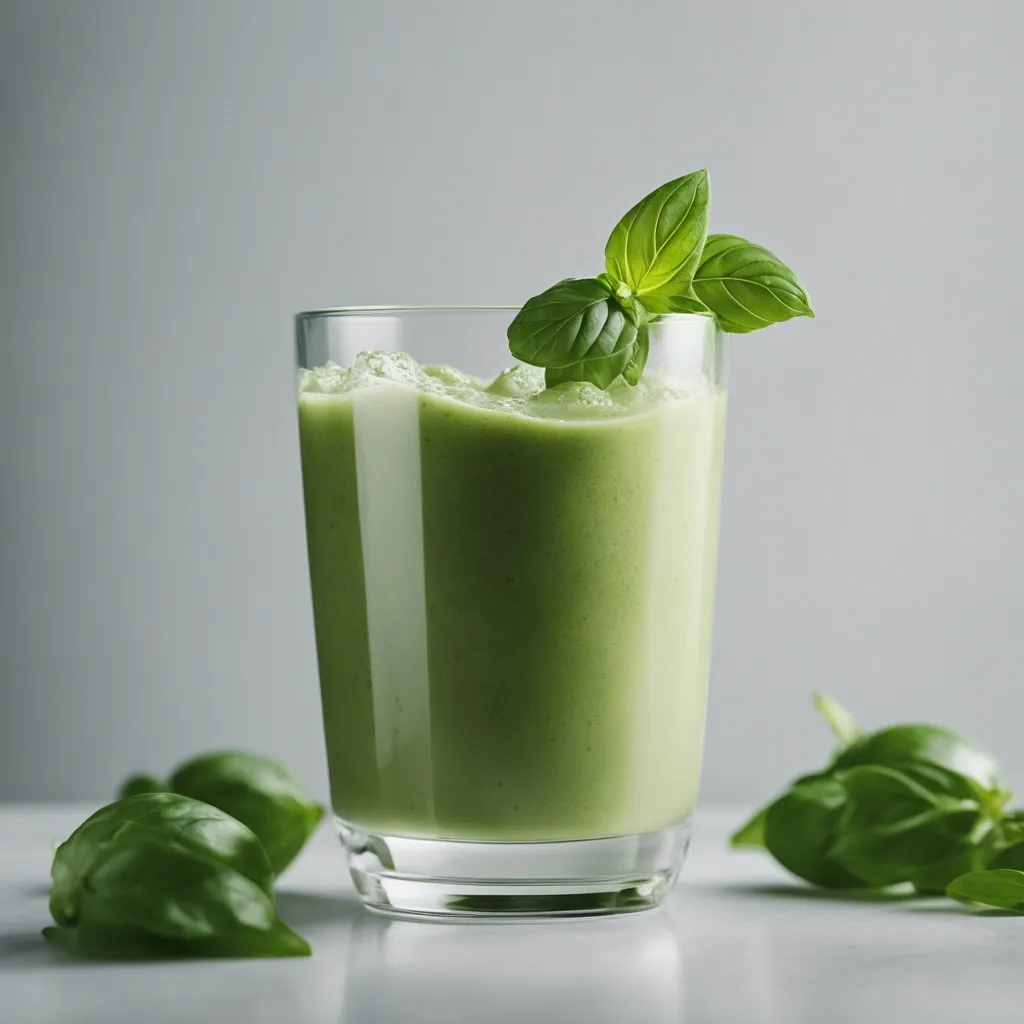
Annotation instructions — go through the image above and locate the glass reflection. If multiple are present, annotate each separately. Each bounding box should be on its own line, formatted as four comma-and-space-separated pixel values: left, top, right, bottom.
339, 912, 684, 1024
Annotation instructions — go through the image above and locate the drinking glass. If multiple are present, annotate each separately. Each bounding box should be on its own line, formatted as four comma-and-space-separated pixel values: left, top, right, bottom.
295, 307, 726, 918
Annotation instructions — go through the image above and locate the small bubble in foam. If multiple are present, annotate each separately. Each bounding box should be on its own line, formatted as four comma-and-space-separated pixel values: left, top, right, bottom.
423, 364, 476, 389
527, 380, 617, 418
313, 362, 347, 392
355, 350, 422, 384
486, 364, 546, 399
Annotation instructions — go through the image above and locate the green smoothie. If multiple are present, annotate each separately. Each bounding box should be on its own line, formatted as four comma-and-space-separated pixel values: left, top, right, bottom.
298, 351, 726, 842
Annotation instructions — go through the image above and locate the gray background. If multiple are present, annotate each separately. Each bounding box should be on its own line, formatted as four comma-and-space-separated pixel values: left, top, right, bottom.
1, 0, 1020, 803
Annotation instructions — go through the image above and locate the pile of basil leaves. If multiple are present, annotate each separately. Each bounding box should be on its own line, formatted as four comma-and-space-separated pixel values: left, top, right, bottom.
734, 694, 1024, 911
44, 752, 323, 960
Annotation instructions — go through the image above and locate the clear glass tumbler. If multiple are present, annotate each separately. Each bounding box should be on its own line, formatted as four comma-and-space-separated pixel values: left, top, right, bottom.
295, 307, 726, 918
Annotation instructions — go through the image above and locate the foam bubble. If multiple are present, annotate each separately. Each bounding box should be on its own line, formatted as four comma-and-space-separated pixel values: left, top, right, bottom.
314, 363, 349, 392
486, 364, 546, 400
526, 380, 617, 419
422, 364, 481, 389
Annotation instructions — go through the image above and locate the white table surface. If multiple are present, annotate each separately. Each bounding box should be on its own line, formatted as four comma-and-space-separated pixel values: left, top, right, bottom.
2, 804, 1023, 1023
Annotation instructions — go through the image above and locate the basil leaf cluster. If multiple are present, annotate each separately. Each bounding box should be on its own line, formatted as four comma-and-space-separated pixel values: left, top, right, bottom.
118, 751, 324, 876
732, 694, 1015, 895
44, 794, 310, 959
508, 169, 813, 389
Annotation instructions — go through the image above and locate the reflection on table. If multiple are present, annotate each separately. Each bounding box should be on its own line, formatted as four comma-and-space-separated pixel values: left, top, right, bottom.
339, 910, 683, 1024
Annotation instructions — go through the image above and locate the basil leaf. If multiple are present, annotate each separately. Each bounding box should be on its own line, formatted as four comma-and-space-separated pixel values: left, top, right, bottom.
118, 774, 169, 799
988, 840, 1024, 871
45, 829, 309, 959
911, 812, 998, 894
692, 234, 813, 333
730, 804, 769, 849
169, 752, 324, 877
831, 724, 1001, 794
997, 811, 1024, 847
911, 843, 993, 896
833, 817, 975, 888
835, 764, 959, 827
620, 322, 650, 386
812, 692, 860, 748
889, 762, 989, 803
830, 765, 982, 886
763, 774, 869, 889
50, 793, 274, 931
45, 794, 309, 959
604, 170, 709, 314
507, 278, 641, 389
947, 869, 1024, 912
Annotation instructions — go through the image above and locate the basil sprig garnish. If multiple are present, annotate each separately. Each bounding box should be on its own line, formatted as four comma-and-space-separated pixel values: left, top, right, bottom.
508, 169, 813, 388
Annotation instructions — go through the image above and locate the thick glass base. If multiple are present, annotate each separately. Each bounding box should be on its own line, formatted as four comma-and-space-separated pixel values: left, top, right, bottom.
336, 816, 692, 920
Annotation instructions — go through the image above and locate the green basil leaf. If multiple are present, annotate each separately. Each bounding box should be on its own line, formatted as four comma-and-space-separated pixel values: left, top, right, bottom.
988, 840, 1024, 872
595, 273, 646, 324
911, 842, 993, 896
604, 170, 709, 314
117, 774, 169, 799
836, 764, 952, 820
763, 774, 869, 889
812, 693, 860, 748
888, 762, 988, 803
830, 765, 981, 886
985, 785, 1015, 819
911, 817, 998, 894
620, 322, 650, 387
730, 804, 769, 849
45, 831, 309, 959
831, 724, 1001, 794
997, 811, 1024, 848
49, 793, 274, 931
947, 869, 1024, 911
692, 234, 813, 333
44, 924, 173, 960
833, 817, 975, 888
44, 914, 308, 960
507, 278, 640, 389
169, 752, 324, 877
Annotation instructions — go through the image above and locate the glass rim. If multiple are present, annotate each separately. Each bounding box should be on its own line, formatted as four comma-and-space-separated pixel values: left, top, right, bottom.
296, 305, 713, 321
297, 305, 518, 319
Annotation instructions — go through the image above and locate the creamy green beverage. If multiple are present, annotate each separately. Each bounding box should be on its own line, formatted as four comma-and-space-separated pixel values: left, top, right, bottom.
299, 352, 726, 841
